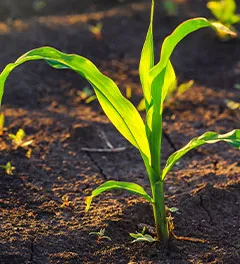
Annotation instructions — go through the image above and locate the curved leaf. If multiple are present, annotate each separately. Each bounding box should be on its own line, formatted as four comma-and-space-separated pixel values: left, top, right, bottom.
150, 17, 236, 81
85, 180, 153, 211
130, 232, 156, 243
145, 17, 236, 175
162, 129, 240, 180
0, 47, 151, 162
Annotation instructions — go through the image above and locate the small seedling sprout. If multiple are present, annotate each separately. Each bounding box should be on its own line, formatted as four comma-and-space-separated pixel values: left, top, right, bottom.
225, 84, 240, 110
235, 83, 240, 89
130, 226, 157, 243
77, 87, 97, 104
0, 162, 15, 175
89, 228, 112, 243
33, 0, 46, 12
0, 0, 239, 246
207, 0, 240, 40
60, 194, 74, 209
9, 128, 33, 148
88, 23, 103, 40
163, 0, 178, 16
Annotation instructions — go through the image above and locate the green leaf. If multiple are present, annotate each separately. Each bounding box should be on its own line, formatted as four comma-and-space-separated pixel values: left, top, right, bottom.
145, 17, 235, 176
0, 47, 151, 163
207, 0, 238, 25
150, 18, 236, 83
162, 129, 240, 180
168, 207, 179, 213
139, 0, 154, 111
137, 98, 146, 112
146, 61, 176, 176
85, 180, 153, 211
130, 232, 156, 243
177, 80, 194, 96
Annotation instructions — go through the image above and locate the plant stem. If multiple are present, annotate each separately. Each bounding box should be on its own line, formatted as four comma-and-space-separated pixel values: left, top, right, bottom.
152, 180, 169, 245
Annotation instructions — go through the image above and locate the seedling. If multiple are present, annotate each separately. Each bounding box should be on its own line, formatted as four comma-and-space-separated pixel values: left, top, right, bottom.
0, 0, 239, 245
77, 87, 97, 104
235, 83, 240, 89
163, 0, 178, 16
0, 162, 15, 175
225, 84, 240, 110
207, 0, 240, 40
130, 226, 156, 243
225, 99, 240, 110
89, 228, 112, 243
9, 128, 33, 148
166, 79, 194, 101
33, 0, 46, 12
88, 23, 103, 41
60, 194, 74, 209
26, 148, 33, 159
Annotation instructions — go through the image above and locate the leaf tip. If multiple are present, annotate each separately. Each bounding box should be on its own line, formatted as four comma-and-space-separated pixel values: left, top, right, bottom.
85, 196, 92, 212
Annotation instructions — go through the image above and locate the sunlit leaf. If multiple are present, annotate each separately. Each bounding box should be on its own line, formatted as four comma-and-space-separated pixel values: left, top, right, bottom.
139, 0, 154, 110
0, 47, 151, 163
137, 98, 146, 112
143, 18, 235, 176
85, 180, 153, 211
162, 129, 240, 179
150, 18, 236, 83
177, 80, 194, 96
130, 232, 156, 243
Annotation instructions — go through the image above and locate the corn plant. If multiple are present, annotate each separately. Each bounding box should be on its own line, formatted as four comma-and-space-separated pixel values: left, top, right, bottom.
207, 0, 240, 39
88, 22, 103, 41
0, 162, 15, 175
163, 0, 178, 16
9, 128, 33, 149
0, 0, 239, 245
89, 228, 112, 243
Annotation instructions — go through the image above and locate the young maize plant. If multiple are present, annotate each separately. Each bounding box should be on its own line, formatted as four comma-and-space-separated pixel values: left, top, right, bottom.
207, 0, 240, 39
0, 0, 239, 245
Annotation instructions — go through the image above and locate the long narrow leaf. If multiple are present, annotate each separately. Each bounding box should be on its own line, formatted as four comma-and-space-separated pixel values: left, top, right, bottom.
145, 17, 236, 176
162, 129, 240, 180
146, 61, 176, 176
150, 18, 236, 82
149, 18, 236, 116
0, 47, 151, 162
139, 0, 154, 110
85, 180, 153, 211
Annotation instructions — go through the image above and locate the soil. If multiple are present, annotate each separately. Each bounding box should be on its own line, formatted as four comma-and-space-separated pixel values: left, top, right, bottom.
0, 0, 240, 263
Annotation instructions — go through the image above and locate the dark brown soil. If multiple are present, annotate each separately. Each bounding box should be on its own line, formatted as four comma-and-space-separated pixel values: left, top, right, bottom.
0, 0, 240, 263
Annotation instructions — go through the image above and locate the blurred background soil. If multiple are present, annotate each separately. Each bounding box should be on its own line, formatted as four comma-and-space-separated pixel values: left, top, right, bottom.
0, 1, 239, 263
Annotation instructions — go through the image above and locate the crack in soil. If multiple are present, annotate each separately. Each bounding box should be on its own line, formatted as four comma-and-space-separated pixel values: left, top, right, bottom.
29, 236, 35, 263
213, 160, 219, 173
84, 150, 108, 180
218, 104, 225, 115
199, 195, 213, 225
162, 130, 177, 152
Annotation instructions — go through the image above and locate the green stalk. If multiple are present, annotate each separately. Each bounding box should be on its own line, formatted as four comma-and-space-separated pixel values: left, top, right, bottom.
152, 180, 169, 245
147, 112, 169, 244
